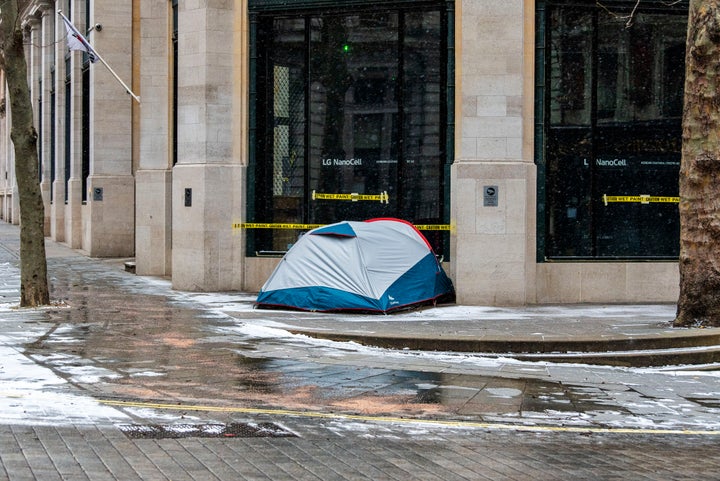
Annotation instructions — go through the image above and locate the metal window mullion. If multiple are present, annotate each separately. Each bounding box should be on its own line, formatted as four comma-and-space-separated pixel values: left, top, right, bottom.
247, 12, 259, 255
535, 0, 547, 262
303, 15, 311, 225
443, 1, 454, 258
589, 9, 598, 257
396, 11, 405, 219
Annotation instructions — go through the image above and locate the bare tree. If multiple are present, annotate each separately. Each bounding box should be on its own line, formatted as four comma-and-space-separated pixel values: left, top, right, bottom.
675, 0, 720, 327
0, 0, 49, 307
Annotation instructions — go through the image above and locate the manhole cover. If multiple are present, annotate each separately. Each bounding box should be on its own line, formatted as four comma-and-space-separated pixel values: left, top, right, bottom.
119, 422, 295, 439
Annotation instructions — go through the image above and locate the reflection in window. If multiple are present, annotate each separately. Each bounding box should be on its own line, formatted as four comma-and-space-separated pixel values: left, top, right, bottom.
541, 1, 687, 259
596, 13, 686, 124
250, 4, 449, 256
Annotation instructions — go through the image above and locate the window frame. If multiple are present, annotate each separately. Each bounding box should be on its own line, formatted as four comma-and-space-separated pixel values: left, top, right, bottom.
247, 0, 454, 258
535, 0, 688, 262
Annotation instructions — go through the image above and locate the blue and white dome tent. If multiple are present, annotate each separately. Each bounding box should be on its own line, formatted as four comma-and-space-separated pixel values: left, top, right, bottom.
255, 218, 455, 313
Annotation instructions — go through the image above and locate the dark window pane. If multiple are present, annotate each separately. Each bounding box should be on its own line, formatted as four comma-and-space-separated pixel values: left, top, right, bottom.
82, 67, 90, 203
593, 126, 681, 258
250, 4, 447, 256
596, 12, 686, 124
548, 9, 592, 126
401, 10, 444, 252
308, 13, 398, 224
545, 128, 593, 257
543, 3, 684, 259
256, 17, 307, 252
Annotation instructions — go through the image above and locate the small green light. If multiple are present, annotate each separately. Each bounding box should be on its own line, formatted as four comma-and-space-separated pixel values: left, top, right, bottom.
342, 44, 350, 53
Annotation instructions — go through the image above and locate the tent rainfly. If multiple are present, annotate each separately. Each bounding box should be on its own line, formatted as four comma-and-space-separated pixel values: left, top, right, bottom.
255, 218, 455, 313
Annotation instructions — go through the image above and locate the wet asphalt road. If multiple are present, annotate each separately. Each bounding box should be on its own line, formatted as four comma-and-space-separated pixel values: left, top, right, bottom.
1, 222, 720, 479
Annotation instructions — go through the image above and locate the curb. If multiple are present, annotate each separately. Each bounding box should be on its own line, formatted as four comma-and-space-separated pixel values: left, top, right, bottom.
287, 328, 720, 367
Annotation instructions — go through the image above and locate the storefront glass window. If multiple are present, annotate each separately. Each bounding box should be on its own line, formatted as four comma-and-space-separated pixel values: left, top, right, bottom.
540, 1, 687, 259
249, 2, 449, 256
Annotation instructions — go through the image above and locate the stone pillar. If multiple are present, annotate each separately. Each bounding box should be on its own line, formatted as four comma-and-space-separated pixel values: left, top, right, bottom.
82, 0, 135, 256
0, 109, 5, 223
39, 3, 55, 235
171, 1, 245, 291
26, 17, 42, 195
0, 71, 11, 223
0, 71, 5, 221
136, 0, 172, 276
451, 0, 536, 305
50, 6, 66, 242
6, 101, 19, 225
64, 3, 85, 250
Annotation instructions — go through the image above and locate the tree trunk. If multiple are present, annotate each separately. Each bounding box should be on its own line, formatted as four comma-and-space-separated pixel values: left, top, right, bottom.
1, 1, 50, 307
675, 0, 720, 327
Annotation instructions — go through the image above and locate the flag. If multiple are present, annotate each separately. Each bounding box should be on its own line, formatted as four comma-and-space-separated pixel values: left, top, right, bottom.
56, 10, 140, 103
59, 12, 98, 63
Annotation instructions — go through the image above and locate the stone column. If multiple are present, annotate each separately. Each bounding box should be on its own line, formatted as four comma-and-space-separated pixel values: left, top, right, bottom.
82, 0, 135, 256
135, 0, 172, 276
171, 0, 245, 291
25, 16, 42, 174
0, 71, 12, 223
6, 94, 19, 225
451, 0, 536, 305
64, 2, 85, 250
0, 71, 5, 221
50, 5, 66, 242
37, 2, 55, 235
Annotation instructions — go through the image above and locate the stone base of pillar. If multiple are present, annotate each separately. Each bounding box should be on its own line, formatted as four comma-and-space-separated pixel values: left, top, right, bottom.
135, 169, 172, 276
171, 163, 245, 292
82, 175, 135, 257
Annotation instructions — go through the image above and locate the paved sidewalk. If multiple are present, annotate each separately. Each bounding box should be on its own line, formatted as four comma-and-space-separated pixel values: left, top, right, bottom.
2, 221, 720, 366
2, 424, 719, 481
3, 221, 720, 480
235, 302, 720, 365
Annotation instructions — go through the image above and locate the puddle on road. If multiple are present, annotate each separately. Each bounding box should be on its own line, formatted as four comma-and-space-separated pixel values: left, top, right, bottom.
23, 258, 634, 423
25, 317, 628, 421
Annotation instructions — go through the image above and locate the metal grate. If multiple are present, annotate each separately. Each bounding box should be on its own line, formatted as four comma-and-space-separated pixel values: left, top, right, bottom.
119, 422, 296, 439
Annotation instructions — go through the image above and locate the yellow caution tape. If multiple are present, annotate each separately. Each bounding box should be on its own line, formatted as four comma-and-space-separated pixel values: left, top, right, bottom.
312, 190, 389, 204
233, 222, 452, 231
413, 224, 452, 231
232, 223, 324, 230
603, 194, 679, 206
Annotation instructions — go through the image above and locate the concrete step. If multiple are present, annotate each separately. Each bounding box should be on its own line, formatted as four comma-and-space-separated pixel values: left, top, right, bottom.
288, 328, 720, 367
499, 345, 720, 367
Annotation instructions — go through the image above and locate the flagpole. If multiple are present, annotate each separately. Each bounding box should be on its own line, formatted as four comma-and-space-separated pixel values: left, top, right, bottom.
58, 10, 141, 104
89, 50, 141, 104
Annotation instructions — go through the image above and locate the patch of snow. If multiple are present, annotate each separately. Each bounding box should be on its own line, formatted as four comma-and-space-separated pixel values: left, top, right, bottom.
0, 345, 129, 426
485, 388, 523, 398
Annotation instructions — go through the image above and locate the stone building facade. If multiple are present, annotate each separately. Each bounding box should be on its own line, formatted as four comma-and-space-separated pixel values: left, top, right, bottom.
0, 0, 686, 305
